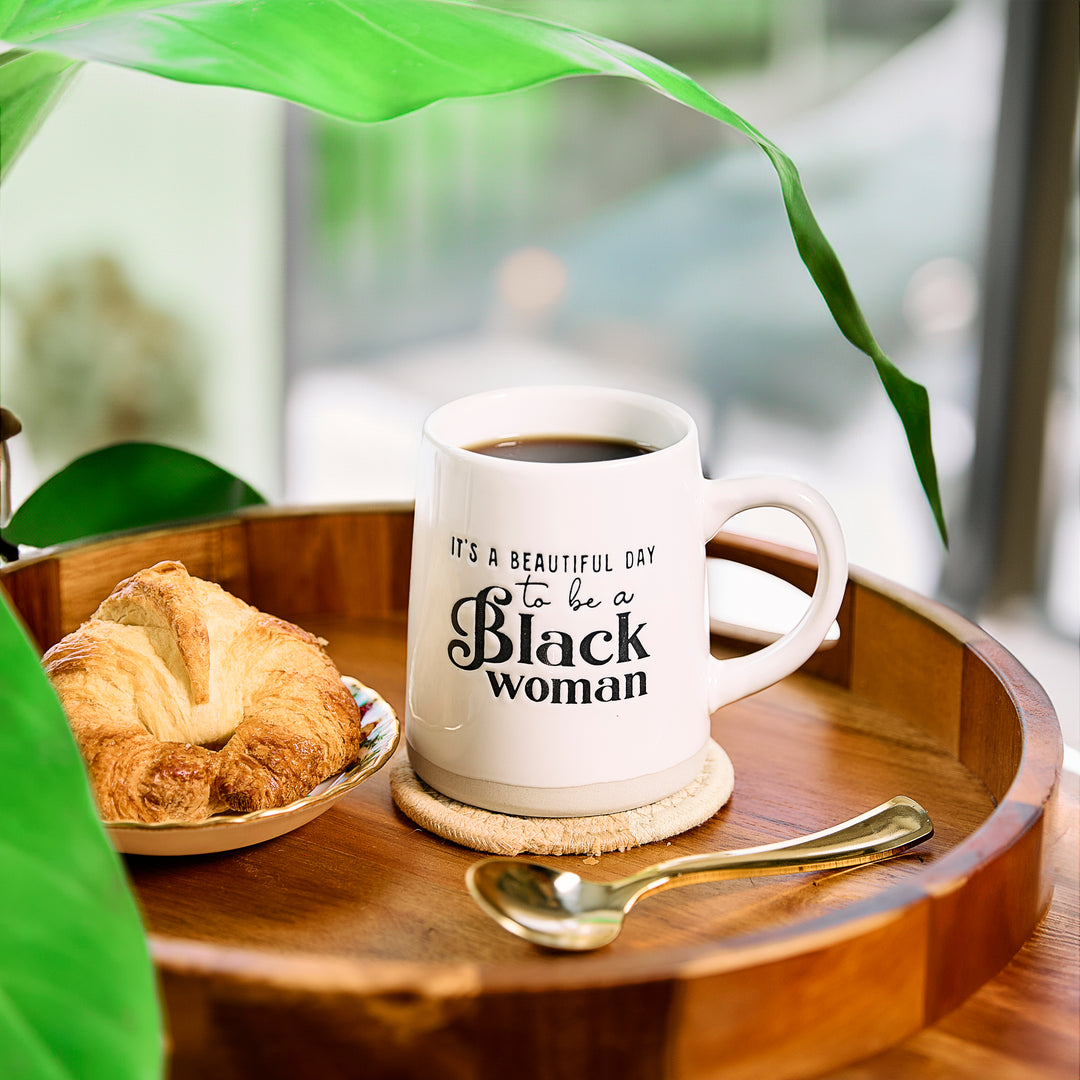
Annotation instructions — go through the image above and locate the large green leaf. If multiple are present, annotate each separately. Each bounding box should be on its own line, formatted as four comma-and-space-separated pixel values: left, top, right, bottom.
0, 592, 163, 1079
3, 442, 267, 549
0, 0, 947, 542
0, 48, 82, 182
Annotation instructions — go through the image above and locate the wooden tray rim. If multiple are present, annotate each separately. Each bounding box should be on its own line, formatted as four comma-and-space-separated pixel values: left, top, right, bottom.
0, 502, 1063, 995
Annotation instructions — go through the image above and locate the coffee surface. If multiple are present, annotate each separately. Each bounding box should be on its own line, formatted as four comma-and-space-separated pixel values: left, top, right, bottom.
467, 435, 655, 463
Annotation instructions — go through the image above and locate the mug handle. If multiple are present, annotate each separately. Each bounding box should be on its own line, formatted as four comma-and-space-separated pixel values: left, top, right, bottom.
703, 476, 847, 713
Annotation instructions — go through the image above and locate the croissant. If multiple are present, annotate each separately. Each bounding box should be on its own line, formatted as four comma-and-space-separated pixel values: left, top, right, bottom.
43, 561, 363, 823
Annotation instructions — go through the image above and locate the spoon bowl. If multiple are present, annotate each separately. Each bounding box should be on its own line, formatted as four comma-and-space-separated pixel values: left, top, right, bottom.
466, 795, 933, 951
467, 861, 627, 950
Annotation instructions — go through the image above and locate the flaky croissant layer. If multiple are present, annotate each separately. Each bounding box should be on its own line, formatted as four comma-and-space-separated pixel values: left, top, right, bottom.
44, 561, 363, 823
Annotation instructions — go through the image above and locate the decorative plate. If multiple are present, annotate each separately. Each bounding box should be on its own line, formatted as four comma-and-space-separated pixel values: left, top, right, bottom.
106, 677, 399, 857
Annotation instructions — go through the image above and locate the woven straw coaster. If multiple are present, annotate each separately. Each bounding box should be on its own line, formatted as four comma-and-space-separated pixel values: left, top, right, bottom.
390, 740, 734, 856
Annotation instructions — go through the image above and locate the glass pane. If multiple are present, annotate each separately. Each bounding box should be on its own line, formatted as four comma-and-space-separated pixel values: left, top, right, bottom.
283, 0, 998, 599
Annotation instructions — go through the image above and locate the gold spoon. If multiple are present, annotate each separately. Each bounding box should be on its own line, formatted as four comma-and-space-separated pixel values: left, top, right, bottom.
466, 795, 932, 951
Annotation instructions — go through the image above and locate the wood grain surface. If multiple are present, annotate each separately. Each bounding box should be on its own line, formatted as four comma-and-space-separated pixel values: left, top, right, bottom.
1, 506, 1070, 1080
836, 769, 1078, 1080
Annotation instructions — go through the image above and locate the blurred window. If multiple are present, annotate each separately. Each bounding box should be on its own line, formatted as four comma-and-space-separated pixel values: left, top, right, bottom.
283, 0, 1072, 636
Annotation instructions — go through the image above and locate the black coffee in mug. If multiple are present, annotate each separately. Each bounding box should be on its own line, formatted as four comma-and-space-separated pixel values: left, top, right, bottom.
467, 435, 655, 463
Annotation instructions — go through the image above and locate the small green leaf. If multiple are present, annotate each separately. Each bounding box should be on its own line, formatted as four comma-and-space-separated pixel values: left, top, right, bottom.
0, 48, 82, 182
3, 442, 267, 549
871, 355, 947, 546
0, 0, 948, 541
0, 592, 164, 1078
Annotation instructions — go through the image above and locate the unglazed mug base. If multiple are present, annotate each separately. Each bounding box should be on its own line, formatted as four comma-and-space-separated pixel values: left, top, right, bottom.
406, 740, 709, 818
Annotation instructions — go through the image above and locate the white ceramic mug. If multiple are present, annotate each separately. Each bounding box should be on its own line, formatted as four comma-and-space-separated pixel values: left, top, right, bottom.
405, 386, 847, 817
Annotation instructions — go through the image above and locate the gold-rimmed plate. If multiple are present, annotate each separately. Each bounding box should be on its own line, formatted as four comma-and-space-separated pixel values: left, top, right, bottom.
107, 677, 399, 856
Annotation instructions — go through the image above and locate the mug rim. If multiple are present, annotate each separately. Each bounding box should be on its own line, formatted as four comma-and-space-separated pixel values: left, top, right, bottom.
423, 385, 695, 467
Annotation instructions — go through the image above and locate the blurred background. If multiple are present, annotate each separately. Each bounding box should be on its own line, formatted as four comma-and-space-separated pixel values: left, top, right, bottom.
1, 0, 1076, 750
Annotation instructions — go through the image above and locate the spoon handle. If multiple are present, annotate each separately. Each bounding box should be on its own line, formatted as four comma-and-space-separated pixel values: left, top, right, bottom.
614, 795, 932, 904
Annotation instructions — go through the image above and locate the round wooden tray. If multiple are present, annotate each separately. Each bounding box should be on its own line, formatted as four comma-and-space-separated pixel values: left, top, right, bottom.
0, 505, 1062, 1080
